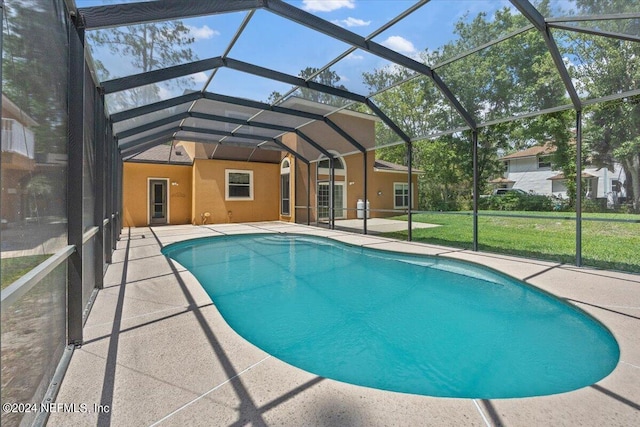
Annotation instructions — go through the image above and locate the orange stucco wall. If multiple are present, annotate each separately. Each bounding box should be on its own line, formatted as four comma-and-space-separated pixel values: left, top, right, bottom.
122, 112, 415, 226
346, 151, 420, 216
283, 113, 419, 221
192, 159, 279, 224
294, 150, 419, 222
122, 163, 192, 227
369, 174, 420, 216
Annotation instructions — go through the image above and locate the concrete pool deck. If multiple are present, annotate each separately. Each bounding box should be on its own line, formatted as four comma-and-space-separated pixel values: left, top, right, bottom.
48, 222, 640, 426
333, 218, 441, 233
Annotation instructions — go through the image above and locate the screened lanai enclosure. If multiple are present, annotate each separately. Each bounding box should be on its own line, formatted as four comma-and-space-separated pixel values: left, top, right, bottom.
1, 0, 639, 425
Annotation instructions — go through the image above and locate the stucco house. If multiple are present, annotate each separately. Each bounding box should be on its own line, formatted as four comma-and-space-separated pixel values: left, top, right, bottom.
493, 143, 626, 202
122, 102, 420, 227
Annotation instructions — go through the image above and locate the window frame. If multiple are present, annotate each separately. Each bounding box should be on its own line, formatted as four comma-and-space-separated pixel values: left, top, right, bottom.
280, 158, 291, 216
538, 155, 551, 169
393, 182, 413, 209
225, 169, 254, 201
317, 152, 346, 176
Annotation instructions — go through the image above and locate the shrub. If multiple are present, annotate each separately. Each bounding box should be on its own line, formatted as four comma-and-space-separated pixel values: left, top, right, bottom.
479, 193, 554, 211
582, 199, 608, 213
520, 194, 554, 211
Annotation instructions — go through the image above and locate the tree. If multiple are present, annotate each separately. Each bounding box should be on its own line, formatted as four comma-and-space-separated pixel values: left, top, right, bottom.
2, 1, 69, 154
362, 1, 573, 209
267, 67, 350, 107
583, 97, 640, 211
415, 138, 469, 210
88, 21, 198, 111
565, 0, 640, 210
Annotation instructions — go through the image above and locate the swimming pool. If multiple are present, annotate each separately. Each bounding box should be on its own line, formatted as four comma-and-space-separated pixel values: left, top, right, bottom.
162, 233, 619, 399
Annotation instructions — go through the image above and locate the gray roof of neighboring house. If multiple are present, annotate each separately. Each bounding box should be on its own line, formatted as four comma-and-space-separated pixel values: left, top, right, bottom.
126, 144, 192, 165
373, 159, 423, 174
501, 143, 557, 160
489, 177, 515, 184
548, 171, 597, 180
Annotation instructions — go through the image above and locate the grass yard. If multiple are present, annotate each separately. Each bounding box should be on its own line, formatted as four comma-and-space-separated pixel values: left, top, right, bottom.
1, 255, 50, 290
383, 211, 640, 273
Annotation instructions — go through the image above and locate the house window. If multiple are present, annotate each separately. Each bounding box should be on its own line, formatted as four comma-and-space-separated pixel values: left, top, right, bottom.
317, 153, 346, 176
225, 170, 253, 200
612, 179, 621, 193
281, 159, 290, 215
538, 156, 551, 169
394, 183, 411, 209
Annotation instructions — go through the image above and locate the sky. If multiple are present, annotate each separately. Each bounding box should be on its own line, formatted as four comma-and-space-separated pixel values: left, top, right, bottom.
75, 0, 585, 107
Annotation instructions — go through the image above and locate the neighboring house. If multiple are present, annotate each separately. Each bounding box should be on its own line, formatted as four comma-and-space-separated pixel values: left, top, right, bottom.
1, 94, 37, 224
493, 143, 626, 201
122, 103, 420, 227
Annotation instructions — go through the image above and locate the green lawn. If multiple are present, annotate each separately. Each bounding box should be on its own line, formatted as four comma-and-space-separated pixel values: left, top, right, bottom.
383, 211, 640, 273
1, 255, 50, 290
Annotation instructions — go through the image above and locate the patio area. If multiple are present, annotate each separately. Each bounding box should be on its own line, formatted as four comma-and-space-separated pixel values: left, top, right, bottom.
47, 222, 640, 426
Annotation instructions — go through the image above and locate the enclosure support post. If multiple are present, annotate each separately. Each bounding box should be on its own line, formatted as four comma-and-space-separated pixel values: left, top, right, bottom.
112, 141, 118, 249
105, 122, 113, 262
407, 141, 413, 241
307, 162, 311, 225
67, 18, 85, 346
314, 163, 318, 227
0, 1, 3, 136
94, 89, 105, 289
363, 151, 368, 235
576, 110, 583, 267
117, 152, 123, 236
472, 130, 479, 251
329, 157, 335, 230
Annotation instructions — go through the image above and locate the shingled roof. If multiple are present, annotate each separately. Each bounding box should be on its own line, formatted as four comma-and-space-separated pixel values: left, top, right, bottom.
126, 144, 192, 165
501, 143, 557, 160
373, 159, 423, 174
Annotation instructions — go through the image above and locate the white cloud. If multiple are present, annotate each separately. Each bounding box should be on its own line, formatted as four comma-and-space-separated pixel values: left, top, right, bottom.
381, 35, 417, 56
192, 72, 210, 84
303, 0, 355, 13
332, 17, 371, 28
187, 25, 219, 41
346, 52, 364, 61
157, 85, 174, 100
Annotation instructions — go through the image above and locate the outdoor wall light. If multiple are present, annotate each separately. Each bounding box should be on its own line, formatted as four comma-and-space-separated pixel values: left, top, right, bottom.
171, 181, 179, 186
377, 191, 383, 196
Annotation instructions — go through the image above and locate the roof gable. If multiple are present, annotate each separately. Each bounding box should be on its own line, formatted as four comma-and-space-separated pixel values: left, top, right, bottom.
374, 159, 423, 174
126, 144, 192, 165
501, 143, 556, 160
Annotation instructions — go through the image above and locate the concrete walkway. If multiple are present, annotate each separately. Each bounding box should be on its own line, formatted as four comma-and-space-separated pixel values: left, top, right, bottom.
48, 222, 640, 426
334, 218, 440, 233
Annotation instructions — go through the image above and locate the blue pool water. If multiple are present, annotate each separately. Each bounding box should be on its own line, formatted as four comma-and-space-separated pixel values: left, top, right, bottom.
162, 233, 619, 398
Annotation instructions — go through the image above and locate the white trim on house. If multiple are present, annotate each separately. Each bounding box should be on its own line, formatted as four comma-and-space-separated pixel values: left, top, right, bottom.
280, 158, 291, 216
317, 154, 346, 177
373, 168, 422, 175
